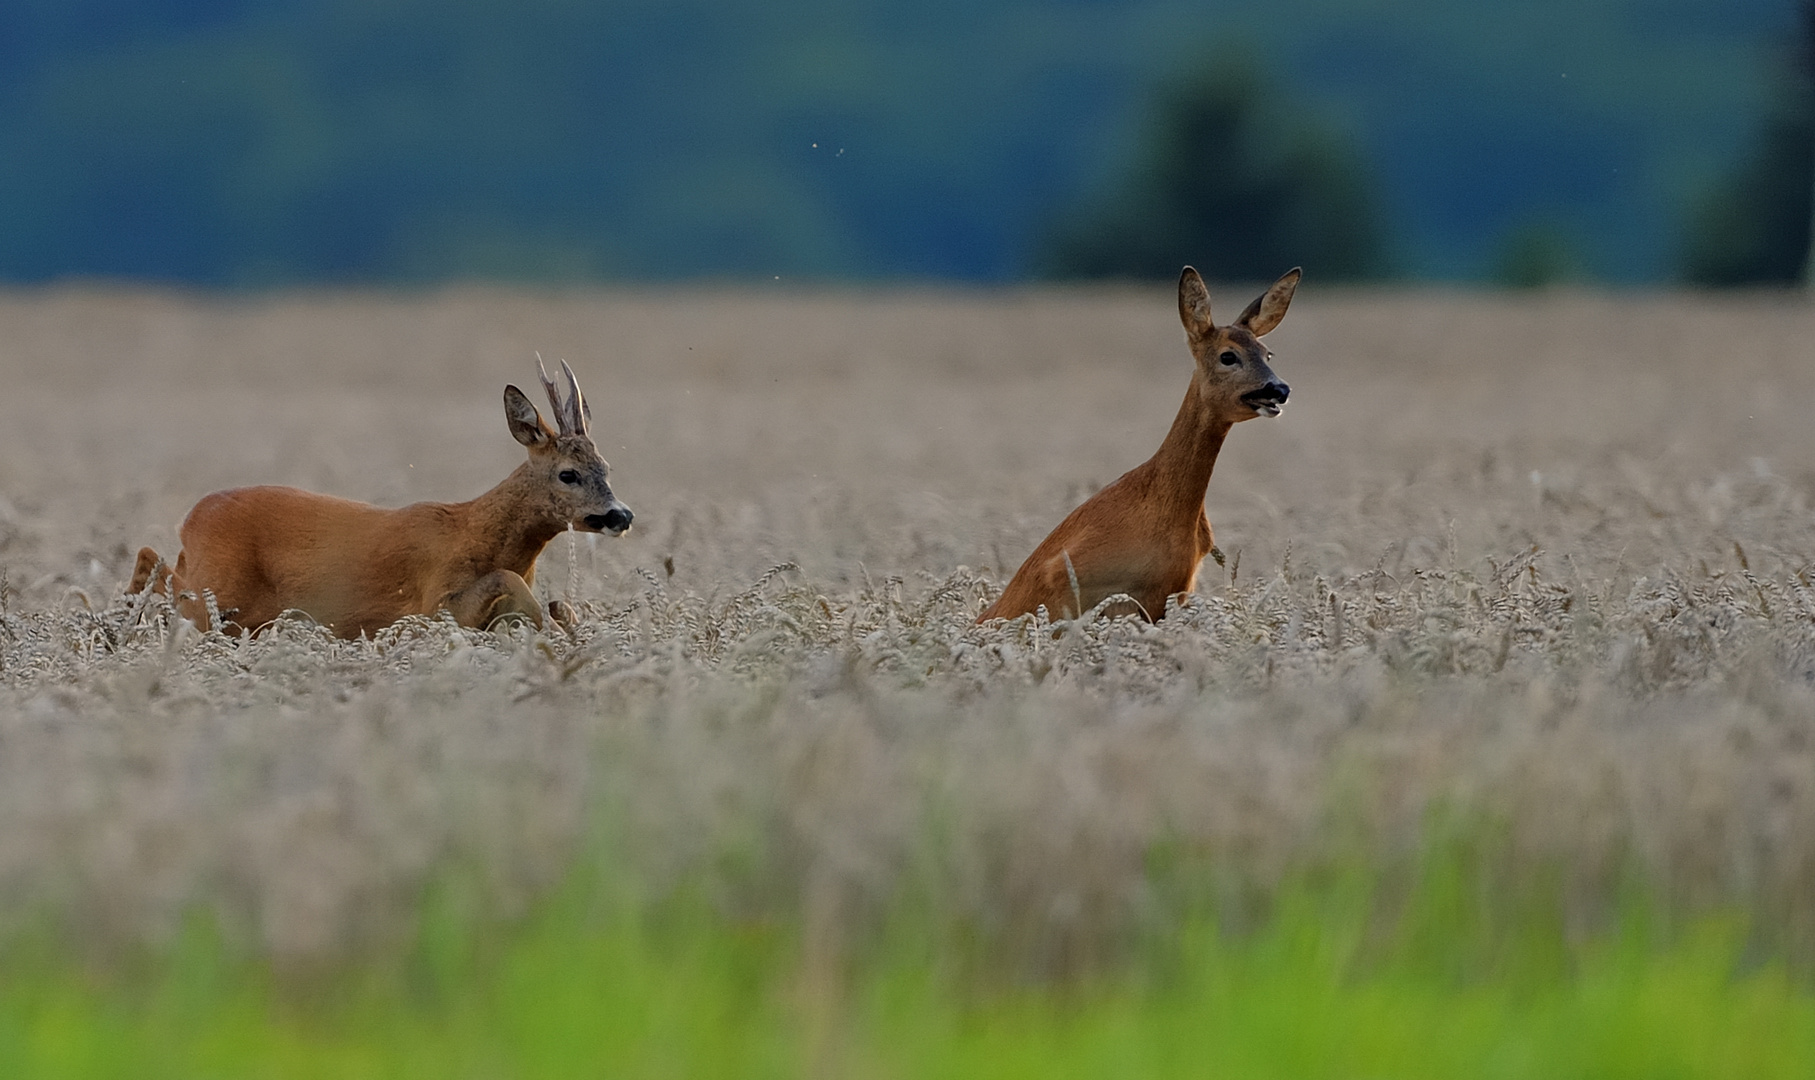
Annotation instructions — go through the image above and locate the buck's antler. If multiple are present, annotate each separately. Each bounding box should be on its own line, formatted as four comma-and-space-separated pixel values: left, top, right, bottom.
562, 358, 590, 435
536, 355, 590, 436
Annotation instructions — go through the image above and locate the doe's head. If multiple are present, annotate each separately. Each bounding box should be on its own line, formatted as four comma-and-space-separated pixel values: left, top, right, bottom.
1177, 266, 1300, 422
503, 358, 633, 535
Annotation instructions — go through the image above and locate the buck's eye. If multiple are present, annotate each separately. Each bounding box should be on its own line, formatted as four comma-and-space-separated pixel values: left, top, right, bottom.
1219, 350, 1241, 367
558, 469, 580, 485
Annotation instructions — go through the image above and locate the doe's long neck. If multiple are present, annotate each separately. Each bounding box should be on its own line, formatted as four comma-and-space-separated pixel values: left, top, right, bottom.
1141, 375, 1233, 521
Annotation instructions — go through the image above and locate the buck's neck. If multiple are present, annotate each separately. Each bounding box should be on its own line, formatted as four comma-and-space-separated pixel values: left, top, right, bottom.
458, 463, 570, 577
1139, 375, 1232, 520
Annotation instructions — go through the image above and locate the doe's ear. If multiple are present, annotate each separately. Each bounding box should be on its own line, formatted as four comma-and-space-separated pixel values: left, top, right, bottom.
1236, 267, 1301, 336
504, 385, 553, 448
1178, 266, 1214, 340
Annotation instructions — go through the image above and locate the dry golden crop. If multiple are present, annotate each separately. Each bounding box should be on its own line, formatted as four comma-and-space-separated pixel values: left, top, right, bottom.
0, 284, 1811, 973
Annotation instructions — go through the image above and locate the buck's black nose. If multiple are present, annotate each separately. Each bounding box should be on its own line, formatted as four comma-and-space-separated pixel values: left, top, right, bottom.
593, 506, 633, 534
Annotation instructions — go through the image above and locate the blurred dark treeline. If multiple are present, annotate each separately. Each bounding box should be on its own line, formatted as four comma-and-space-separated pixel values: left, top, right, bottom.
1039, 58, 1387, 282
0, 0, 1797, 286
1679, 0, 1814, 285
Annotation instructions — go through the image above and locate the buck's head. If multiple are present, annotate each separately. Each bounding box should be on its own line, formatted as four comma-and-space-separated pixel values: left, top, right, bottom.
503, 359, 634, 536
1178, 266, 1299, 422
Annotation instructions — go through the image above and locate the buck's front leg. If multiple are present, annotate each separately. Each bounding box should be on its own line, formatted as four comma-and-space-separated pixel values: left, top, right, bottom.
444, 570, 546, 632
128, 547, 169, 596
127, 548, 219, 629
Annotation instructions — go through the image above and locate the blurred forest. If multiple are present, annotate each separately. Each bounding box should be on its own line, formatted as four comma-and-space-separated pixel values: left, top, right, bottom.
1037, 58, 1386, 281
1679, 0, 1814, 285
0, 0, 1801, 286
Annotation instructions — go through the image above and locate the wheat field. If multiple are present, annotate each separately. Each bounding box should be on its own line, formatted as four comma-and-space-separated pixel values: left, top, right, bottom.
1, 284, 1814, 1071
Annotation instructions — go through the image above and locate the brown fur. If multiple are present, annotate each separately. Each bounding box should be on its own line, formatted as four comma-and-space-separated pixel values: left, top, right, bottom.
979, 267, 1300, 622
128, 362, 631, 638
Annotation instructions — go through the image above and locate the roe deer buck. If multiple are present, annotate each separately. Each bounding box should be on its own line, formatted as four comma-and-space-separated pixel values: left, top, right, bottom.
128, 359, 633, 638
978, 266, 1299, 623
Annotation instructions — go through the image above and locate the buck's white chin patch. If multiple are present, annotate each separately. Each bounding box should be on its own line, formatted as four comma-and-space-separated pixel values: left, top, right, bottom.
1253, 402, 1282, 418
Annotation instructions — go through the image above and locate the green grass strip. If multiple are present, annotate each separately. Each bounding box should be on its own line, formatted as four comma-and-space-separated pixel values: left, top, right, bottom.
4, 877, 1812, 1080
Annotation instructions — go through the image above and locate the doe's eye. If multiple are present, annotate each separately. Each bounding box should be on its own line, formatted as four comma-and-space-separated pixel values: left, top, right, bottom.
558, 469, 580, 485
1219, 350, 1241, 367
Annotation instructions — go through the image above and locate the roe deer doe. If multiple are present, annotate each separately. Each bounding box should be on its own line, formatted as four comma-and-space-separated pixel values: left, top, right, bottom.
128, 359, 632, 637
979, 266, 1299, 622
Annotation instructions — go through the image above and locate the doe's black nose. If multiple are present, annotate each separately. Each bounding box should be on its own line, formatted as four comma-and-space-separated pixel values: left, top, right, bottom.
1243, 380, 1290, 405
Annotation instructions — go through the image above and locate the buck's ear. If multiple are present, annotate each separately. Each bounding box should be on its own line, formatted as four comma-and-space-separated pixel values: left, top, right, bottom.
1236, 267, 1301, 336
504, 385, 553, 448
1178, 266, 1214, 340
